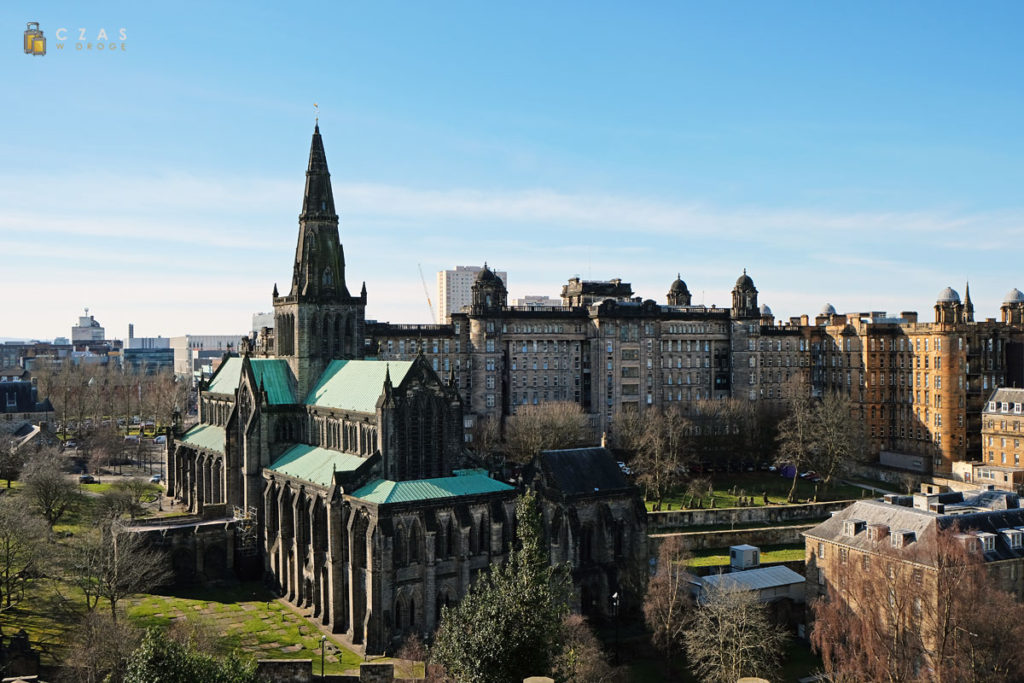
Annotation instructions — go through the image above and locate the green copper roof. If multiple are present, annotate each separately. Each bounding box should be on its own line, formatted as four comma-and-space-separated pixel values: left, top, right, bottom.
180, 424, 225, 454
267, 444, 367, 487
250, 359, 296, 405
306, 360, 414, 413
207, 357, 242, 395
350, 474, 514, 505
206, 357, 295, 405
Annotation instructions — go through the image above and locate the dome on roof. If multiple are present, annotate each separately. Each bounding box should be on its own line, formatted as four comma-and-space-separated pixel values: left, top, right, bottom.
937, 286, 960, 303
820, 303, 836, 316
1004, 288, 1024, 304
669, 274, 689, 293
760, 304, 773, 316
735, 270, 755, 289
475, 264, 500, 284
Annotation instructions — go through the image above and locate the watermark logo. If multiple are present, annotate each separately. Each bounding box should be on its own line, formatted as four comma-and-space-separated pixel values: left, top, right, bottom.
22, 22, 127, 55
24, 22, 45, 56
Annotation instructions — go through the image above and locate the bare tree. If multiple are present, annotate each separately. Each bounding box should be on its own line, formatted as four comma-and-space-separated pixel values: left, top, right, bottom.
812, 526, 1024, 683
21, 448, 80, 527
552, 614, 620, 683
813, 390, 868, 487
0, 434, 25, 488
143, 371, 189, 432
469, 415, 503, 470
70, 521, 171, 620
775, 378, 818, 502
643, 536, 692, 658
811, 545, 925, 683
631, 408, 690, 509
684, 580, 787, 683
689, 399, 752, 470
0, 496, 49, 612
60, 611, 142, 683
111, 479, 156, 520
504, 401, 590, 464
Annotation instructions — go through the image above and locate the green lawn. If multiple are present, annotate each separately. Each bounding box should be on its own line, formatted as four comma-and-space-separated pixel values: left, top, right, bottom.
687, 543, 806, 568
645, 471, 870, 511
0, 574, 395, 677
652, 517, 827, 535
126, 583, 370, 675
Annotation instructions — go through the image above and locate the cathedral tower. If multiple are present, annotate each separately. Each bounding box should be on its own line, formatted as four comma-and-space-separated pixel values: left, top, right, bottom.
274, 124, 367, 399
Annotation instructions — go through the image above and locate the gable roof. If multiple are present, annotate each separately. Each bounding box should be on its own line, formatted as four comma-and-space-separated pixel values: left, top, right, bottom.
206, 357, 242, 396
267, 444, 368, 487
250, 359, 296, 405
179, 424, 225, 454
205, 357, 296, 405
350, 474, 514, 505
306, 360, 414, 412
702, 565, 805, 592
536, 447, 629, 496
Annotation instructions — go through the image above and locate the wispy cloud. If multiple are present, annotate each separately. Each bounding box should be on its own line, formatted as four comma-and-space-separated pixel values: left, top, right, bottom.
4, 170, 1023, 339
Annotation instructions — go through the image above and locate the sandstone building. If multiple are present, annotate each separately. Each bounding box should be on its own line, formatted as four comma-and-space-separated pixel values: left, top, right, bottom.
370, 273, 1024, 473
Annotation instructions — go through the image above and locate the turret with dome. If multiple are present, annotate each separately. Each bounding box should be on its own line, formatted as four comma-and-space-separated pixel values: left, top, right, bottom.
667, 274, 692, 306
1003, 287, 1024, 325
731, 269, 758, 318
934, 283, 973, 325
471, 262, 507, 313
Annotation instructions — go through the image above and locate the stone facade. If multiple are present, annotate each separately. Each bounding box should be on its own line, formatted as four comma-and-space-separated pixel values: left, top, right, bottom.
982, 386, 1024, 468
369, 279, 1024, 474
167, 124, 646, 655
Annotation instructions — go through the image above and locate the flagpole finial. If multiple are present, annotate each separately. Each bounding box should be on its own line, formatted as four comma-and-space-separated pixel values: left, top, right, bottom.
313, 102, 319, 125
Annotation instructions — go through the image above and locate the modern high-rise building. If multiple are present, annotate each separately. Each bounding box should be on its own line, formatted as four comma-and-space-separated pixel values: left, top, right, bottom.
436, 265, 507, 323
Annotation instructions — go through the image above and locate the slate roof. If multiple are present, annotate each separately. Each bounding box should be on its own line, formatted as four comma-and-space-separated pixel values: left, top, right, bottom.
985, 387, 1024, 415
205, 357, 296, 405
266, 444, 368, 487
536, 447, 629, 496
703, 565, 805, 592
179, 424, 225, 454
804, 494, 1024, 565
305, 360, 414, 412
350, 474, 514, 505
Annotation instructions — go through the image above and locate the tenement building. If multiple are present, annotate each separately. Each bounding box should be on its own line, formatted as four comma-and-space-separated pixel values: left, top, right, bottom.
982, 386, 1024, 468
370, 270, 1024, 473
167, 125, 647, 654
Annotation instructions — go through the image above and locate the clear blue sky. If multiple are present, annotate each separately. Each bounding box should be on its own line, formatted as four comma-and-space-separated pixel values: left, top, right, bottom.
3, 1, 1024, 340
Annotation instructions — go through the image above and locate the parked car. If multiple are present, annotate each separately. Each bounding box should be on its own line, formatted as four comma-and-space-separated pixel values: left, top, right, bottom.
78, 474, 96, 484
124, 435, 140, 444
616, 461, 633, 476
153, 435, 167, 444
149, 474, 162, 483
64, 440, 77, 449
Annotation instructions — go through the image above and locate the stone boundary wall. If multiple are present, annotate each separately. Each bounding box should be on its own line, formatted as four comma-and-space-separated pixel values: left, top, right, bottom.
650, 523, 815, 551
255, 660, 417, 683
646, 500, 851, 530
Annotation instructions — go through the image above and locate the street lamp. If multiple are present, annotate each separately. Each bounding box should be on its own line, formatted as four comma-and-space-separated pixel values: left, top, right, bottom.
611, 591, 620, 664
320, 634, 327, 679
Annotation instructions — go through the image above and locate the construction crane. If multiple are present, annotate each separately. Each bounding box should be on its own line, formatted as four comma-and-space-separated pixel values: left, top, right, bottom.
418, 264, 437, 323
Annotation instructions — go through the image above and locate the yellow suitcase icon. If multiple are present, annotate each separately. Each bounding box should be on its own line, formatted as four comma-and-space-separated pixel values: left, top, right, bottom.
24, 22, 45, 56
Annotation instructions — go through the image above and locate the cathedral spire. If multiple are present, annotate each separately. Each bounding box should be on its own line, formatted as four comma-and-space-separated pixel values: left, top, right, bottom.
300, 123, 337, 222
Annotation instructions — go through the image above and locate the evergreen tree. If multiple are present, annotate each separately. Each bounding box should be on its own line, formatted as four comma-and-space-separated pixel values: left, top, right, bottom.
432, 491, 570, 683
123, 628, 256, 683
